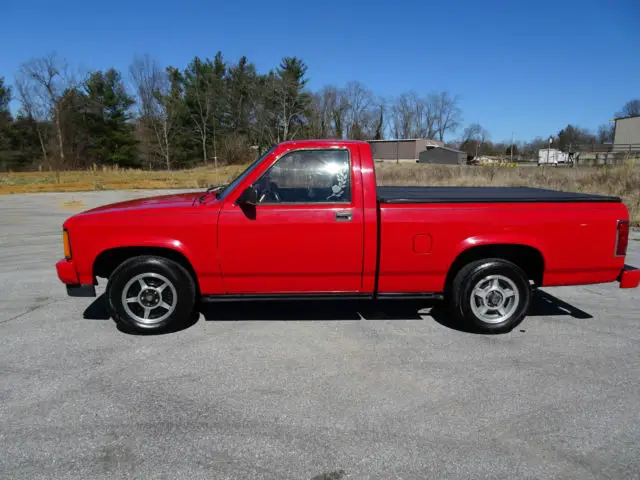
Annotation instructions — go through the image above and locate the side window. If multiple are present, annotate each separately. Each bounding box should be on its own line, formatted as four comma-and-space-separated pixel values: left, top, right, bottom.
255, 149, 351, 204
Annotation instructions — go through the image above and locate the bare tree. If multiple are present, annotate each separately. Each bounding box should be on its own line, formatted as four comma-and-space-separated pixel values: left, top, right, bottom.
461, 122, 490, 157
129, 54, 160, 119
461, 123, 489, 143
343, 81, 374, 139
309, 86, 339, 138
328, 86, 349, 139
156, 68, 185, 171
17, 52, 72, 167
183, 58, 216, 164
390, 93, 414, 139
361, 95, 386, 139
430, 90, 463, 142
411, 92, 437, 139
274, 81, 304, 142
129, 54, 163, 168
597, 123, 614, 143
14, 76, 50, 164
389, 91, 441, 140
129, 54, 180, 170
615, 99, 640, 119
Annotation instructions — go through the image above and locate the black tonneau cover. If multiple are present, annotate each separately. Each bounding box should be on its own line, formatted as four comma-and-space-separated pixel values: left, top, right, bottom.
376, 186, 621, 204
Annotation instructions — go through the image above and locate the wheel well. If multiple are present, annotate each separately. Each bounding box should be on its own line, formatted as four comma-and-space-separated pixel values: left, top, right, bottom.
93, 247, 199, 291
444, 244, 544, 290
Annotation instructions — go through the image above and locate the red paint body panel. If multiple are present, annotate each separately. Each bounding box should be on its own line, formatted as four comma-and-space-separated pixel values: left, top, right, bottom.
412, 234, 433, 254
359, 143, 380, 294
619, 267, 640, 288
218, 205, 364, 292
56, 139, 638, 299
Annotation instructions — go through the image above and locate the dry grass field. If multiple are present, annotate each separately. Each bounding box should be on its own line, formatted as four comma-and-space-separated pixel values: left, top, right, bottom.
0, 164, 247, 194
1, 161, 639, 224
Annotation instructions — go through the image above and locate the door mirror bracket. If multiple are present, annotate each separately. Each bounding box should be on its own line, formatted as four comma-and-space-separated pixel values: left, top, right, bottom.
236, 186, 259, 206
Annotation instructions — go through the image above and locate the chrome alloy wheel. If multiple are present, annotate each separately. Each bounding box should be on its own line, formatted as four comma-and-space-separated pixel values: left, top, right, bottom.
469, 274, 520, 324
121, 272, 177, 325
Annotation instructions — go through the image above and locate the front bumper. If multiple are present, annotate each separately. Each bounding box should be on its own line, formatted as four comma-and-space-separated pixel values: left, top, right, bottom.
56, 258, 96, 297
619, 265, 640, 289
56, 258, 79, 284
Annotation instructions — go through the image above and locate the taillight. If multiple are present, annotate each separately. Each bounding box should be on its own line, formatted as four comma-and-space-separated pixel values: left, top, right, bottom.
615, 220, 629, 257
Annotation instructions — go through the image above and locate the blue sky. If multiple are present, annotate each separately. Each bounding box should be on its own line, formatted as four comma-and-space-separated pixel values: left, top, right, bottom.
2, 0, 638, 142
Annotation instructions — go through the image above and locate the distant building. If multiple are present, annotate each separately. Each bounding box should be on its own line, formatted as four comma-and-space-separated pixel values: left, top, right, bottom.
368, 138, 443, 162
574, 143, 615, 166
613, 116, 640, 152
417, 145, 467, 165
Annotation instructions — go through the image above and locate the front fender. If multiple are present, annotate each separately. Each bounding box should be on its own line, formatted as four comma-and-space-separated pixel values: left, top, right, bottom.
77, 236, 198, 284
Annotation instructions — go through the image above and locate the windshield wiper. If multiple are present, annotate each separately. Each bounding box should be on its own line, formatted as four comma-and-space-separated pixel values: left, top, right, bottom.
198, 184, 226, 203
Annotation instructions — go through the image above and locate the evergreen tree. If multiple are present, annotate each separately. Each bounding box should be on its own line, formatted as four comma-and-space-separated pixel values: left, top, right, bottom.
275, 56, 311, 141
83, 68, 137, 166
374, 106, 384, 140
0, 77, 13, 152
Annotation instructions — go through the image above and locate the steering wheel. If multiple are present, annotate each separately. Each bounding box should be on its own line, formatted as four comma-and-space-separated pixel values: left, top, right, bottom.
258, 180, 281, 203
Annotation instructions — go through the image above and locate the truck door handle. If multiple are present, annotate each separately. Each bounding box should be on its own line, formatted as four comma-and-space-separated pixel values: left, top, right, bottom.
335, 211, 352, 222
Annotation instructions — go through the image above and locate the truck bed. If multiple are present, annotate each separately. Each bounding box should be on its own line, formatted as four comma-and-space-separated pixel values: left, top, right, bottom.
376, 186, 621, 204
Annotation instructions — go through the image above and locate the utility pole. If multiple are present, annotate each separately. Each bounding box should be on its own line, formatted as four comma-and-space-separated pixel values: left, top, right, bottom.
510, 132, 514, 163
213, 120, 218, 184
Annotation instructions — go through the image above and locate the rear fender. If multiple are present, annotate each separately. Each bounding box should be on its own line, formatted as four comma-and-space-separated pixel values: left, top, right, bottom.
456, 234, 546, 257
448, 233, 547, 285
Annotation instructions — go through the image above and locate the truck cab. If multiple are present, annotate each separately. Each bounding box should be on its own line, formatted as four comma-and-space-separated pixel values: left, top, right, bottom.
56, 139, 640, 334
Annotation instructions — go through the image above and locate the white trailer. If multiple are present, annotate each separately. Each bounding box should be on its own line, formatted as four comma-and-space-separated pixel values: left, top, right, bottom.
538, 148, 572, 166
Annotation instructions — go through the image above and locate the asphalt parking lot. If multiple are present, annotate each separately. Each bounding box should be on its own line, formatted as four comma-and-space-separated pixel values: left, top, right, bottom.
1, 190, 639, 480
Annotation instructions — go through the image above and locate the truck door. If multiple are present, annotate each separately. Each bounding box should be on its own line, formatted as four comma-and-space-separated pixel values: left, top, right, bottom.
217, 146, 364, 294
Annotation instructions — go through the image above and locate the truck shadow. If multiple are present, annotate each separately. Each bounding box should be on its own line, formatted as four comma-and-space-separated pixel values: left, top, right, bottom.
429, 289, 593, 334
84, 289, 592, 335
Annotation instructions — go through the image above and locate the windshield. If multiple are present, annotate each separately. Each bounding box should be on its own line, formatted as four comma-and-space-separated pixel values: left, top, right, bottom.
216, 146, 275, 201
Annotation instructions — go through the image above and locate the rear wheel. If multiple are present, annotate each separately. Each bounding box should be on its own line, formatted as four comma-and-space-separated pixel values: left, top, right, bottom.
448, 258, 531, 333
105, 255, 197, 333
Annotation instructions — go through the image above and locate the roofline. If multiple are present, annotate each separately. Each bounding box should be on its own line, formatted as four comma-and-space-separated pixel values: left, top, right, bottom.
277, 138, 447, 145
277, 139, 369, 146
367, 138, 440, 142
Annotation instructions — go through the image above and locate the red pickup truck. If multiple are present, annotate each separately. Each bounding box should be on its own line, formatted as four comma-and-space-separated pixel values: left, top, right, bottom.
56, 139, 639, 333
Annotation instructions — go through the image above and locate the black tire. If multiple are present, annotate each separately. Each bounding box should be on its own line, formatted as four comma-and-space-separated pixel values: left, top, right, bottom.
448, 258, 531, 333
105, 255, 197, 334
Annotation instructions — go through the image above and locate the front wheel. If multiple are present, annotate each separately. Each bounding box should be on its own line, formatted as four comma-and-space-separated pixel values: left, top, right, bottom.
448, 258, 531, 333
105, 255, 197, 333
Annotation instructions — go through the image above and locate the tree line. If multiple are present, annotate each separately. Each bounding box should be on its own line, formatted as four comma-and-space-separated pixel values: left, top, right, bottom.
0, 51, 465, 171
0, 51, 638, 171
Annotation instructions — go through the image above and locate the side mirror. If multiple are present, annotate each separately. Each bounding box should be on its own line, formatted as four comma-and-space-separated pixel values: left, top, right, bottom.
237, 186, 258, 206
